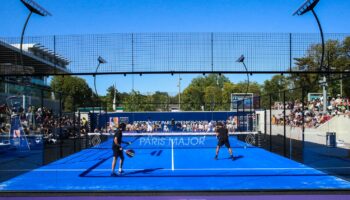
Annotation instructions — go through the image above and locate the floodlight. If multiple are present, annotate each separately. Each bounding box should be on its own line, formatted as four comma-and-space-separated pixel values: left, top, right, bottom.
20, 0, 52, 16
19, 0, 51, 78
236, 55, 245, 63
293, 0, 320, 16
293, 0, 324, 72
97, 56, 107, 64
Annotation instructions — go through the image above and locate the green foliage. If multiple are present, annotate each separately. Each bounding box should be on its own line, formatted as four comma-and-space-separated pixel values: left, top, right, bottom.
50, 75, 94, 111
292, 37, 350, 97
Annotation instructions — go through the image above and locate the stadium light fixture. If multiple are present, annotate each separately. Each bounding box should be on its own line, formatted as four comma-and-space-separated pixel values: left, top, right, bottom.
94, 56, 107, 98
19, 0, 51, 84
19, 0, 51, 77
97, 56, 107, 64
293, 0, 320, 16
293, 0, 324, 72
20, 0, 51, 16
293, 0, 327, 113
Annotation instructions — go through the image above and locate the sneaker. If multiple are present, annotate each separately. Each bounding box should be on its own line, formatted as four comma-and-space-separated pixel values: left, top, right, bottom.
118, 170, 124, 175
214, 155, 218, 160
230, 155, 235, 160
111, 172, 117, 177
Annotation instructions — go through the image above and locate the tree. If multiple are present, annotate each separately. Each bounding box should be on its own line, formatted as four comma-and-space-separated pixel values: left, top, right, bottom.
50, 76, 94, 111
292, 37, 350, 97
181, 86, 204, 111
152, 91, 170, 111
204, 86, 222, 111
181, 74, 230, 111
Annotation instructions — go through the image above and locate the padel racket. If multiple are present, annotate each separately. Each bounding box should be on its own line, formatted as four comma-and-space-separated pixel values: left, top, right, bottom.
124, 149, 135, 158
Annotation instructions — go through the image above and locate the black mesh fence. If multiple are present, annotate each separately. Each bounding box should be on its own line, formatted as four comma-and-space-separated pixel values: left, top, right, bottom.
1, 33, 349, 76
2, 74, 350, 181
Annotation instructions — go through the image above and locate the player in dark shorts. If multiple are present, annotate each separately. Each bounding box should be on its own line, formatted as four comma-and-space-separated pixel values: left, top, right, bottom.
215, 122, 234, 160
111, 125, 125, 176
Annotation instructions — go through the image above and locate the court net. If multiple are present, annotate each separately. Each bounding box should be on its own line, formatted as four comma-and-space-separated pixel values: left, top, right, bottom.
86, 132, 263, 149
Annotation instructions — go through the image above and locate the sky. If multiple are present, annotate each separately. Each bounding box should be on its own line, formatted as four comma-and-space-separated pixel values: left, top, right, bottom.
1, 0, 350, 95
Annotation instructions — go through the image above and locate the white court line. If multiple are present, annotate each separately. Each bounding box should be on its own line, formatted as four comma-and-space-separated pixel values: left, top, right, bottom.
2, 167, 350, 172
171, 139, 174, 171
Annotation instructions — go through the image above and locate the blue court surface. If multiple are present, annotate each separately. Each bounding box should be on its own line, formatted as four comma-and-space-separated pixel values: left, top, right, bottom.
1, 134, 350, 191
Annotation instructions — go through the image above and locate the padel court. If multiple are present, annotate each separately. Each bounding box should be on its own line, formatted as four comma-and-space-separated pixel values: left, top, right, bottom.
1, 133, 350, 191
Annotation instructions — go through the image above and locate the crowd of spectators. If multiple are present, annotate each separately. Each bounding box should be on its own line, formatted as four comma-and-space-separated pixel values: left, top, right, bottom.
272, 95, 350, 128
95, 117, 239, 134
0, 104, 87, 144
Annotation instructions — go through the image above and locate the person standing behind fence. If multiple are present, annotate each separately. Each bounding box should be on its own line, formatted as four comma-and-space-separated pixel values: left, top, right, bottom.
215, 122, 234, 160
146, 118, 153, 132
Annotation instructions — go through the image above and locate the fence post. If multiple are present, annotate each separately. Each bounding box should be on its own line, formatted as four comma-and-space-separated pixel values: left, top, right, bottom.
283, 91, 286, 157
269, 94, 272, 152
289, 33, 292, 73
99, 99, 102, 130
242, 99, 245, 131
250, 96, 253, 131
264, 101, 267, 136
92, 106, 95, 132
211, 32, 214, 72
302, 87, 305, 160
41, 89, 44, 165
78, 110, 81, 151
59, 92, 63, 158
105, 101, 108, 132
40, 90, 44, 111
73, 99, 76, 153
236, 100, 239, 131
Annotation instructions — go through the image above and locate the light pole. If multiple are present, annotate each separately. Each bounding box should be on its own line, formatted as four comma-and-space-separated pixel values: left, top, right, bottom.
293, 0, 327, 113
94, 56, 107, 99
20, 0, 51, 80
236, 55, 250, 131
93, 56, 107, 130
177, 75, 182, 111
236, 55, 250, 102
